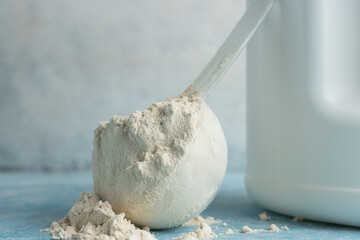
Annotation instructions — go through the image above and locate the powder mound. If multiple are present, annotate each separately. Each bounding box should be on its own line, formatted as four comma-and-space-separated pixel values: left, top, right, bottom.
258, 212, 271, 221
182, 216, 221, 226
177, 223, 216, 240
92, 96, 227, 228
281, 226, 289, 230
43, 192, 156, 240
241, 225, 266, 234
242, 225, 256, 234
268, 224, 280, 232
241, 224, 287, 234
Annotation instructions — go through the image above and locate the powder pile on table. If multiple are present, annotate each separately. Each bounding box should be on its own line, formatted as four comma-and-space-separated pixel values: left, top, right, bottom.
241, 224, 289, 234
181, 216, 221, 226
177, 223, 216, 240
224, 229, 234, 234
43, 192, 223, 240
43, 192, 155, 240
259, 212, 271, 221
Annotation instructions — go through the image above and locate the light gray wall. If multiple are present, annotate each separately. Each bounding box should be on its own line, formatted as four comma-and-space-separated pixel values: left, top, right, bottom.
0, 0, 246, 172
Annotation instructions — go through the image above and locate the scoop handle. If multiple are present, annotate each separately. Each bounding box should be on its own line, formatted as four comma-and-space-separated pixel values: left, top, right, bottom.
182, 0, 275, 99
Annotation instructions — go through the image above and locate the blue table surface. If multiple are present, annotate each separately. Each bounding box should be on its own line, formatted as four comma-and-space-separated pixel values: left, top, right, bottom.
0, 171, 359, 240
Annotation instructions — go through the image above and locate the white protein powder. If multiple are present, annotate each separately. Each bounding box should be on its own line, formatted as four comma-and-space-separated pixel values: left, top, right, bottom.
258, 212, 271, 221
182, 215, 221, 226
268, 224, 280, 232
92, 96, 227, 229
177, 223, 216, 240
281, 226, 289, 230
241, 224, 288, 234
43, 192, 156, 240
241, 225, 257, 234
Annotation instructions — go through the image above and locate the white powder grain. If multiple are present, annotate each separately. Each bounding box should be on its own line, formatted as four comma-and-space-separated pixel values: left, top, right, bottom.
224, 229, 234, 234
222, 223, 227, 226
292, 216, 304, 222
177, 223, 216, 240
43, 192, 156, 240
182, 216, 221, 226
92, 96, 227, 229
268, 224, 280, 232
241, 224, 287, 234
258, 212, 271, 221
241, 226, 266, 234
242, 225, 255, 234
281, 226, 289, 230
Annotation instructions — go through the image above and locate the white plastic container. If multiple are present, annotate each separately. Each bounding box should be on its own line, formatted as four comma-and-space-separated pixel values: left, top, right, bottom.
246, 0, 360, 227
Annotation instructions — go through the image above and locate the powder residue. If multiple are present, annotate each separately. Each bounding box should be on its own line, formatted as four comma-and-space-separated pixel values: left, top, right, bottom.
43, 192, 156, 240
292, 216, 304, 222
268, 224, 280, 232
224, 229, 234, 234
182, 216, 221, 226
258, 212, 271, 221
241, 224, 288, 234
241, 225, 264, 234
281, 226, 289, 230
242, 225, 254, 234
177, 223, 216, 240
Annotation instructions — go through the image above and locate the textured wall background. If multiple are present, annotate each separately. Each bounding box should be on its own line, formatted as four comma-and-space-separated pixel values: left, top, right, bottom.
0, 0, 246, 172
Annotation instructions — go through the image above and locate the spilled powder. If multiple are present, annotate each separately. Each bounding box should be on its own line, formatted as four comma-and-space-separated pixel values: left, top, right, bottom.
182, 216, 221, 226
42, 192, 156, 240
177, 223, 216, 240
43, 192, 291, 239
241, 225, 264, 234
268, 224, 280, 232
258, 212, 271, 221
43, 193, 223, 240
281, 226, 289, 230
292, 216, 304, 222
241, 225, 253, 233
241, 224, 288, 234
